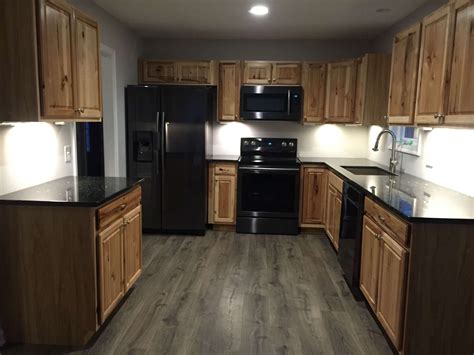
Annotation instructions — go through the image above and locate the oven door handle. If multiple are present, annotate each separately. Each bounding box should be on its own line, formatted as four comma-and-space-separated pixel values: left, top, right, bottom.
239, 166, 300, 172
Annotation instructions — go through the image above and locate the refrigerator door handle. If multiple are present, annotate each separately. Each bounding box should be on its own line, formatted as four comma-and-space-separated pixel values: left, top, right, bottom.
161, 112, 166, 176
155, 112, 161, 174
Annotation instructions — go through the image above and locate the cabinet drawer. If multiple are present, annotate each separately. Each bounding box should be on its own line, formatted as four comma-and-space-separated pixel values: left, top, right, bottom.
365, 197, 410, 247
328, 171, 344, 193
97, 186, 142, 230
214, 163, 236, 176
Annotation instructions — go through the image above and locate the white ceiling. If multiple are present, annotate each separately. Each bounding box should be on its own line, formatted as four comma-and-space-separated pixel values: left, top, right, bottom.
93, 0, 430, 40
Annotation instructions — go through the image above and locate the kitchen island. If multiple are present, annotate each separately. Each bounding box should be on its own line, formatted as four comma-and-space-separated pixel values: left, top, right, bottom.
0, 177, 143, 347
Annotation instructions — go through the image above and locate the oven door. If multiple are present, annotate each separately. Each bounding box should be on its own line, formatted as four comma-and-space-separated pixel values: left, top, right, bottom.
240, 86, 302, 121
237, 165, 300, 218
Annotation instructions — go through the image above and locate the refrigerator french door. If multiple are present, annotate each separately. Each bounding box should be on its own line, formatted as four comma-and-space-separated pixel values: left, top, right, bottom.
126, 85, 215, 234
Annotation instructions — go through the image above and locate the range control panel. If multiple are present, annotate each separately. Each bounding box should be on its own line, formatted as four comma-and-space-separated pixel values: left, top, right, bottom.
240, 138, 297, 156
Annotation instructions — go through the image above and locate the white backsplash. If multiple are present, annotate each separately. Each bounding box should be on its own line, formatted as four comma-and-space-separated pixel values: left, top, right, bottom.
213, 121, 369, 158
368, 126, 474, 197
0, 123, 76, 196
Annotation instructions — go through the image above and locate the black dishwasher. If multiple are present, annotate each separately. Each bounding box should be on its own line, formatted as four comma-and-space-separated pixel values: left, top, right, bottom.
338, 182, 365, 300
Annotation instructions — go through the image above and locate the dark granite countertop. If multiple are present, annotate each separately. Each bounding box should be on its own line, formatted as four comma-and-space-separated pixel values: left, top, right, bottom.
0, 176, 143, 207
299, 157, 474, 222
206, 155, 240, 162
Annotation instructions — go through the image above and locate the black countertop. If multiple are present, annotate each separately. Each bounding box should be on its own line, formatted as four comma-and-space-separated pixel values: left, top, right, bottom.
0, 176, 143, 207
299, 158, 474, 222
206, 155, 240, 162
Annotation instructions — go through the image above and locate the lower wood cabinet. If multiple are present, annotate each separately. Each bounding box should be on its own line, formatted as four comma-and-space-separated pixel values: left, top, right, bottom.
360, 198, 409, 351
325, 172, 343, 250
98, 204, 142, 324
208, 162, 237, 225
300, 166, 327, 226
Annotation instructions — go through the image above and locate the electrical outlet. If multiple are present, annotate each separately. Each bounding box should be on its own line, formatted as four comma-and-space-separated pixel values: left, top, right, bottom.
64, 145, 72, 163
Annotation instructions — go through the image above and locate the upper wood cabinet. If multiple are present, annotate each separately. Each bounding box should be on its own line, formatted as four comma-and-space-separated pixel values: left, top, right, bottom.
415, 4, 453, 125
387, 24, 422, 125
300, 166, 327, 226
354, 54, 391, 126
218, 62, 241, 122
243, 61, 302, 85
140, 60, 217, 85
272, 62, 302, 84
0, 0, 102, 122
73, 10, 102, 119
445, 0, 474, 125
325, 59, 358, 123
243, 61, 273, 84
302, 63, 327, 123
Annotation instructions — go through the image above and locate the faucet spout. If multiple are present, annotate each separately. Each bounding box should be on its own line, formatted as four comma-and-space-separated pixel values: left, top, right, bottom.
372, 129, 398, 173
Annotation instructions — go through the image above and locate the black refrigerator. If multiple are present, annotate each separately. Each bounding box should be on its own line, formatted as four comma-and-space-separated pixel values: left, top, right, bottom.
126, 85, 215, 235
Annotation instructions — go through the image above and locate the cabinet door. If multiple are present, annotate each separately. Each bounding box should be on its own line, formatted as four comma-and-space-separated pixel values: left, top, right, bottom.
325, 185, 337, 247
177, 62, 212, 84
142, 61, 177, 83
98, 219, 124, 324
272, 63, 302, 84
302, 63, 327, 123
388, 24, 421, 125
377, 233, 408, 351
354, 56, 368, 124
38, 0, 76, 118
446, 0, 474, 126
325, 60, 358, 123
333, 192, 342, 250
243, 61, 273, 84
360, 216, 383, 311
74, 11, 102, 120
123, 205, 142, 292
218, 62, 241, 121
301, 168, 327, 225
214, 175, 236, 224
415, 5, 453, 125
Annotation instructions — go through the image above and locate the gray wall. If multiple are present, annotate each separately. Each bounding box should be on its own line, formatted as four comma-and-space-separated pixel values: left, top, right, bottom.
70, 0, 141, 177
141, 38, 372, 61
372, 0, 447, 53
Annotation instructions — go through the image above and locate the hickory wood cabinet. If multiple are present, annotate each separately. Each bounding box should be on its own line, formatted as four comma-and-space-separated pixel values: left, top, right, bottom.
300, 166, 327, 226
98, 202, 142, 323
0, 0, 102, 122
140, 60, 218, 85
299, 166, 343, 251
0, 186, 142, 346
325, 171, 343, 250
218, 62, 241, 122
387, 24, 422, 125
360, 197, 409, 351
302, 63, 327, 123
243, 61, 302, 85
388, 0, 474, 126
208, 162, 237, 225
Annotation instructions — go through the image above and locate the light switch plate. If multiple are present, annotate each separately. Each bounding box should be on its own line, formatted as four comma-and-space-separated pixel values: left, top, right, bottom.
64, 145, 72, 163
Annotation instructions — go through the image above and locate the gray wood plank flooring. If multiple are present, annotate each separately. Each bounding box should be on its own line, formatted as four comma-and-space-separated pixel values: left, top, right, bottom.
3, 231, 392, 355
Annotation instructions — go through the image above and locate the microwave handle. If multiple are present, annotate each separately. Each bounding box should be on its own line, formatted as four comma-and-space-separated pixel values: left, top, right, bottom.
287, 89, 291, 115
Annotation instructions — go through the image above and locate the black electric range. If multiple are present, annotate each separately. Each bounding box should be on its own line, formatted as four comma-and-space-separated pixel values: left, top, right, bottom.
236, 138, 300, 235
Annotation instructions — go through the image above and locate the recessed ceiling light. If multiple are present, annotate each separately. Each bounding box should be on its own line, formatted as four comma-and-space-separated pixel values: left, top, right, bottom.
249, 5, 269, 16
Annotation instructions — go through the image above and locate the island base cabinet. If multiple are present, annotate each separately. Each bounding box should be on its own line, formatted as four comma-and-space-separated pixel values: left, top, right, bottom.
98, 202, 142, 324
98, 220, 125, 324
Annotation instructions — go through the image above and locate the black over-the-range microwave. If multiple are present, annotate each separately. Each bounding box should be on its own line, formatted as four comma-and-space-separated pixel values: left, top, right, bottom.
240, 86, 302, 121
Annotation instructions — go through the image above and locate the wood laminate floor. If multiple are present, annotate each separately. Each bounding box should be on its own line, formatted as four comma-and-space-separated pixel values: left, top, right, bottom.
3, 231, 392, 355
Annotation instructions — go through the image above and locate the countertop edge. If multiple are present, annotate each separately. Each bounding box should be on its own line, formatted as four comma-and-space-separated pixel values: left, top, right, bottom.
0, 179, 143, 208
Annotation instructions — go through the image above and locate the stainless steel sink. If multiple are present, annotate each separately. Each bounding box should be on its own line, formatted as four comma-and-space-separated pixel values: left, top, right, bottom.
341, 166, 397, 176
